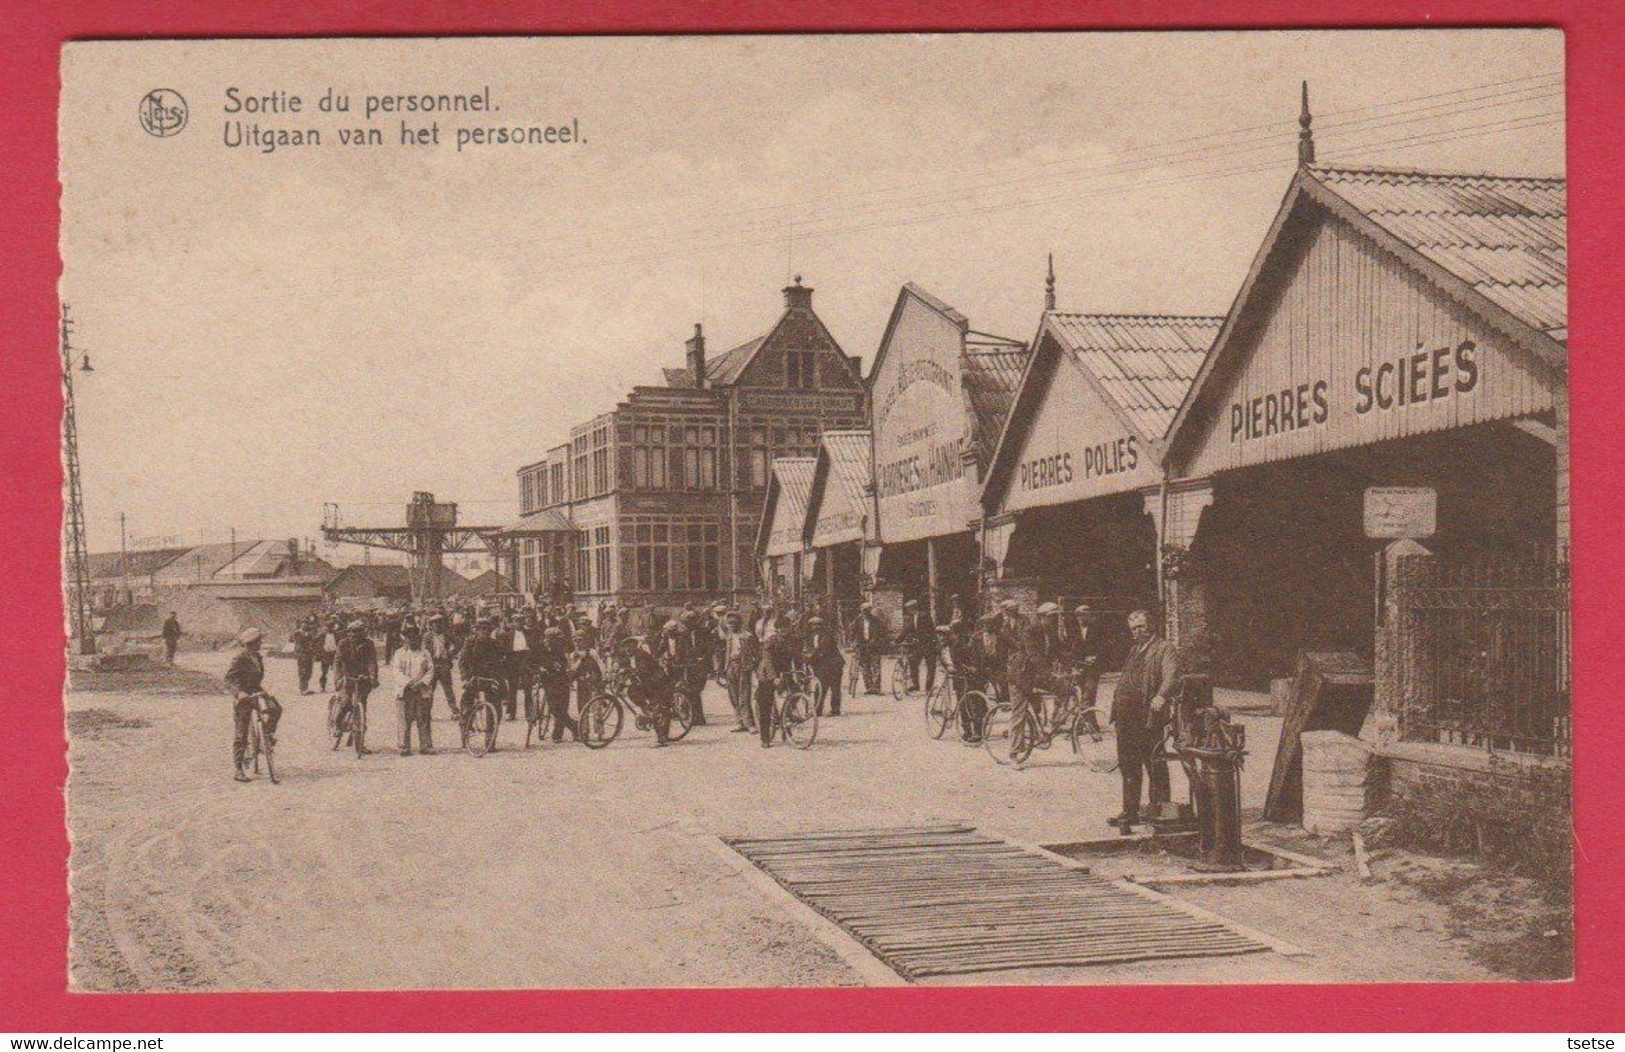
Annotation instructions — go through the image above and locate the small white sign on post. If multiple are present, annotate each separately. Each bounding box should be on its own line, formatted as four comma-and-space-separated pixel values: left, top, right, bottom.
1364, 486, 1437, 539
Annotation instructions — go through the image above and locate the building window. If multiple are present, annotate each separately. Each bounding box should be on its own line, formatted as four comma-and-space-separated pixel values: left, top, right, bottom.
592, 423, 611, 494
575, 531, 590, 592
623, 517, 720, 592
662, 424, 718, 492
744, 425, 770, 489
594, 526, 611, 593
632, 424, 668, 489
549, 462, 565, 505
787, 349, 817, 390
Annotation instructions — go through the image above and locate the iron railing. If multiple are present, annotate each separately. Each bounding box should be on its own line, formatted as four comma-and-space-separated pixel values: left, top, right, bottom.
1394, 546, 1570, 757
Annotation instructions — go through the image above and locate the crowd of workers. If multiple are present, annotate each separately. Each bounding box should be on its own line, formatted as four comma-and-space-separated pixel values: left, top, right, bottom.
222, 590, 1179, 831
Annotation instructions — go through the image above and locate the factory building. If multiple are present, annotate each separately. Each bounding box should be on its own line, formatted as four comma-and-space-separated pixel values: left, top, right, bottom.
865, 283, 1028, 627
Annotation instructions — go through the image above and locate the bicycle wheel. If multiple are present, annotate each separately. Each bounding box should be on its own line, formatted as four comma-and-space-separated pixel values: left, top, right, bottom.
327, 694, 344, 750
351, 703, 367, 758
782, 691, 819, 749
982, 705, 1032, 768
925, 681, 954, 740
845, 653, 860, 697
1071, 706, 1119, 772
956, 690, 990, 742
261, 717, 279, 784
481, 701, 500, 753
467, 701, 496, 757
578, 694, 624, 749
890, 657, 908, 700
667, 690, 695, 742
248, 714, 264, 775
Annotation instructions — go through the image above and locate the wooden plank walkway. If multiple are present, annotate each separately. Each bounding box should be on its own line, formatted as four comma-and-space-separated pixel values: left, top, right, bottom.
723, 825, 1270, 979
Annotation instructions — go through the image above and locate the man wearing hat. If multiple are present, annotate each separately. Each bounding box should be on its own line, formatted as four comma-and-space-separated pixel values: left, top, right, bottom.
852, 601, 884, 695
681, 609, 712, 727
801, 614, 846, 716
317, 616, 340, 692
425, 614, 458, 716
226, 628, 280, 781
391, 624, 436, 756
458, 617, 507, 724
533, 626, 574, 742
1071, 604, 1105, 709
1110, 608, 1179, 833
720, 611, 760, 732
899, 599, 936, 694
335, 620, 380, 755
754, 614, 797, 747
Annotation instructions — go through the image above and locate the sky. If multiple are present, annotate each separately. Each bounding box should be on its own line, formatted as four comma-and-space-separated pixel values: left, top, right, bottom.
59, 31, 1564, 561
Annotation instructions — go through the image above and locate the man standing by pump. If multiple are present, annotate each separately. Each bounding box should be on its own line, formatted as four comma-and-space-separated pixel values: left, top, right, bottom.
1109, 608, 1179, 835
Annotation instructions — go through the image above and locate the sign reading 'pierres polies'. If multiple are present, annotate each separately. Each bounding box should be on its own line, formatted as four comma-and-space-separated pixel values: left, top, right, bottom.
1001, 353, 1159, 513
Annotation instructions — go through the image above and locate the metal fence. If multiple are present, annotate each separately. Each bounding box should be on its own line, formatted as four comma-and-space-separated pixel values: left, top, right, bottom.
1394, 546, 1570, 757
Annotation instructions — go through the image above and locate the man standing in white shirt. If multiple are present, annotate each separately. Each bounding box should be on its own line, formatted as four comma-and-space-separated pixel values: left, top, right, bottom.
392, 625, 436, 757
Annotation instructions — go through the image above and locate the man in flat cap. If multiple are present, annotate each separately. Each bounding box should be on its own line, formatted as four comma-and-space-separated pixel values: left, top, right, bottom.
225, 628, 280, 781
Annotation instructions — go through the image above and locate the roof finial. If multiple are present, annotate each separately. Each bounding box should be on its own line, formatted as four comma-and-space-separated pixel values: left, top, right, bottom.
1298, 80, 1315, 168
1044, 253, 1056, 311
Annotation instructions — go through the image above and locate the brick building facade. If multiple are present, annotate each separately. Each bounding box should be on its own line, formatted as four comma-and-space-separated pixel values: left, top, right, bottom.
508, 280, 866, 610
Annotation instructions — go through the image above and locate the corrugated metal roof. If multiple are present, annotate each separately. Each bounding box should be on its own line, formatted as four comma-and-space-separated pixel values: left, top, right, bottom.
1045, 314, 1223, 439
822, 430, 872, 518
810, 430, 871, 546
763, 456, 818, 555
961, 345, 1031, 469
1310, 165, 1567, 336
770, 457, 817, 515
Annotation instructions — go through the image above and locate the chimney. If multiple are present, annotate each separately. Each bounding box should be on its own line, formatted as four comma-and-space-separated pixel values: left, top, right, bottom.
1298, 80, 1315, 167
686, 322, 707, 389
783, 274, 813, 312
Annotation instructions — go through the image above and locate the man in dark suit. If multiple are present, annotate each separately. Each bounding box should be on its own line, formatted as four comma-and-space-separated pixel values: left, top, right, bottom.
1071, 604, 1106, 709
1110, 608, 1179, 834
802, 615, 846, 716
900, 599, 937, 693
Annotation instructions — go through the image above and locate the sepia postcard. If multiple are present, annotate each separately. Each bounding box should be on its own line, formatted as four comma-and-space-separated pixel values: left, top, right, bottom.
59, 31, 1570, 992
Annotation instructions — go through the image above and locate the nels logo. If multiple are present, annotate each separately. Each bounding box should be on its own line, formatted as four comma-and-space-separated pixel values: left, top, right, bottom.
138, 89, 188, 138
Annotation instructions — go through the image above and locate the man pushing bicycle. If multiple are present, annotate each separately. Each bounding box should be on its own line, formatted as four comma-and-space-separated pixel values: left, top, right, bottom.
225, 628, 281, 782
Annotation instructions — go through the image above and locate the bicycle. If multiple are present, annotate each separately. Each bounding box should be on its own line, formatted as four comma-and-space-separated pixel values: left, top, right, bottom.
982, 679, 1109, 769
326, 676, 368, 758
577, 672, 695, 748
459, 675, 502, 756
922, 675, 958, 739
770, 675, 820, 749
242, 691, 279, 784
522, 668, 556, 749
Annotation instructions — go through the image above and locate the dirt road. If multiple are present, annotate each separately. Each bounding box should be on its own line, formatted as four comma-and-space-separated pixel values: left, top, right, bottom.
66, 650, 1497, 989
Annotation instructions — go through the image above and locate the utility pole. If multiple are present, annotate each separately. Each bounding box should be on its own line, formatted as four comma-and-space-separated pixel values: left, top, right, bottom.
119, 512, 129, 606
61, 302, 97, 655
